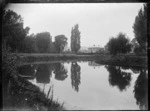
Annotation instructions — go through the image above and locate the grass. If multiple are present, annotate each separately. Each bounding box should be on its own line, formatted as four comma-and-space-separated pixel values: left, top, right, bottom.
3, 74, 64, 110
16, 53, 147, 67
2, 49, 64, 110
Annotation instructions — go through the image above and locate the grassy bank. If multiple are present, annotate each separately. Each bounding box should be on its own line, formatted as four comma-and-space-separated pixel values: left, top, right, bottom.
95, 54, 147, 67
97, 54, 147, 68
3, 75, 64, 110
2, 50, 64, 110
17, 53, 147, 67
17, 53, 100, 65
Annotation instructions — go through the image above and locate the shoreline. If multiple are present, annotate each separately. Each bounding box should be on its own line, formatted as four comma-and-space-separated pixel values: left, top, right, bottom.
17, 53, 147, 67
3, 52, 147, 110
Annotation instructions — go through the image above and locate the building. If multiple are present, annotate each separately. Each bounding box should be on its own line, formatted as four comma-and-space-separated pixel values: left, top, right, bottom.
88, 47, 104, 53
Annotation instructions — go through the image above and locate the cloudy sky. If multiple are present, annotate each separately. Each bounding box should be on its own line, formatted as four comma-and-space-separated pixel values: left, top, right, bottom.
7, 3, 143, 47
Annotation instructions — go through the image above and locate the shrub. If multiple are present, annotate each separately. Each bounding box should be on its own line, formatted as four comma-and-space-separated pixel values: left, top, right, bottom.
2, 47, 18, 83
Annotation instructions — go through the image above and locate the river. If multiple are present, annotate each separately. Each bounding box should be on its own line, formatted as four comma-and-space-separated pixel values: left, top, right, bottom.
17, 60, 148, 110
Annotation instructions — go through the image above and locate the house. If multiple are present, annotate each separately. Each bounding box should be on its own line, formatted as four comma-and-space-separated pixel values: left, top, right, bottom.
88, 47, 104, 53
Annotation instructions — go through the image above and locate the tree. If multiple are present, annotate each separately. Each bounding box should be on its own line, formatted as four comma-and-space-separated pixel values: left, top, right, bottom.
36, 32, 52, 53
2, 9, 30, 52
133, 4, 147, 53
71, 24, 81, 53
22, 34, 38, 53
106, 32, 131, 55
54, 35, 67, 53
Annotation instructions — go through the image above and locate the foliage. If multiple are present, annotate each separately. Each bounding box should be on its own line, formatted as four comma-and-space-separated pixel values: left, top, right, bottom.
36, 32, 52, 53
2, 47, 64, 110
54, 35, 67, 53
22, 34, 39, 53
133, 4, 147, 53
133, 45, 143, 55
71, 24, 81, 53
106, 32, 131, 55
2, 9, 30, 52
50, 42, 57, 53
2, 46, 20, 91
3, 73, 63, 110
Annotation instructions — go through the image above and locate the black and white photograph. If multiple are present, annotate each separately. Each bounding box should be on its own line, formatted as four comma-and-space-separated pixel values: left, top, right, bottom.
1, 1, 148, 110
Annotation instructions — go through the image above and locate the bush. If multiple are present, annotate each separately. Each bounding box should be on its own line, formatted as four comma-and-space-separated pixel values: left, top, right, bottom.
2, 47, 18, 83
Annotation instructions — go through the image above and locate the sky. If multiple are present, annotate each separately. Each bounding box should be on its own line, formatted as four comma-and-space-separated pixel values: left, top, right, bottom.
6, 3, 143, 47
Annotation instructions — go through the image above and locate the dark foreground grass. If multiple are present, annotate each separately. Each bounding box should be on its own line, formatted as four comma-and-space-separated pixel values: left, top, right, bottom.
3, 75, 64, 110
2, 49, 64, 110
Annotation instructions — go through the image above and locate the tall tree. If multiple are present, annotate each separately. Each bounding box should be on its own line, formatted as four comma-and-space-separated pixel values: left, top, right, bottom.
133, 4, 147, 53
36, 32, 52, 53
2, 9, 30, 52
71, 24, 81, 53
54, 35, 67, 53
106, 32, 131, 55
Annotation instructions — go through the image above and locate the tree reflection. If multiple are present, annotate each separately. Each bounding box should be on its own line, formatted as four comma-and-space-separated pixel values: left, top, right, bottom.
120, 66, 142, 74
133, 69, 148, 110
36, 64, 52, 84
105, 65, 131, 92
18, 64, 37, 79
130, 66, 142, 74
53, 63, 68, 81
71, 62, 81, 92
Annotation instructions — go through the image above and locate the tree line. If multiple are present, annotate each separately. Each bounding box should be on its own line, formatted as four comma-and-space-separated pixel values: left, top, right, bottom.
2, 3, 147, 55
2, 9, 81, 53
105, 3, 147, 56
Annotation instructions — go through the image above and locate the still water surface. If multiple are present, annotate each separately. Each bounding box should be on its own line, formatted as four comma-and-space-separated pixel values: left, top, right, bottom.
18, 61, 148, 110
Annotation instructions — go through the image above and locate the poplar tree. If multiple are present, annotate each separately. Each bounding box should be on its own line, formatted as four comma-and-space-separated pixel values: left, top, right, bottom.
71, 24, 81, 53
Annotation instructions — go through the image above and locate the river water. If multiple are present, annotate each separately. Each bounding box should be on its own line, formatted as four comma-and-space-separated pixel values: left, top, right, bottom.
17, 61, 148, 110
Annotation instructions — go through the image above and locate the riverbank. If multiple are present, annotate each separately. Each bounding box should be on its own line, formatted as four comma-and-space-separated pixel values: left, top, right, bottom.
3, 74, 64, 110
2, 50, 64, 110
95, 54, 147, 68
17, 53, 147, 67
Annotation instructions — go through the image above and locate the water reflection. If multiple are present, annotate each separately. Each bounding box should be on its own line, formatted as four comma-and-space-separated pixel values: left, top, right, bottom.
36, 64, 52, 84
88, 61, 101, 69
105, 65, 131, 92
53, 63, 68, 81
121, 66, 142, 74
17, 61, 148, 110
133, 69, 148, 110
71, 62, 81, 92
18, 64, 37, 79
